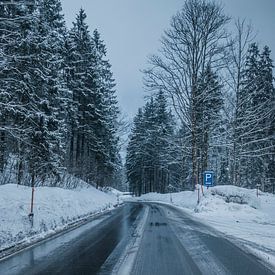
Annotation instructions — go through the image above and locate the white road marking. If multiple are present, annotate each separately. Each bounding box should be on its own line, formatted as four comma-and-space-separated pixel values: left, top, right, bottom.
111, 205, 149, 275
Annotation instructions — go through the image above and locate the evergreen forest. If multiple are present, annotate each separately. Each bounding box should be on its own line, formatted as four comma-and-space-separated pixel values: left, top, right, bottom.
0, 0, 274, 195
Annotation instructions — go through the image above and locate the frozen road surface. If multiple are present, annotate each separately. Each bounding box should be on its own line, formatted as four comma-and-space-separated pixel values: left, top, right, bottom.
0, 203, 274, 275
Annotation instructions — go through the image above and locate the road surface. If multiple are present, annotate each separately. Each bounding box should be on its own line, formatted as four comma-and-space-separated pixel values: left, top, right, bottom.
0, 202, 274, 275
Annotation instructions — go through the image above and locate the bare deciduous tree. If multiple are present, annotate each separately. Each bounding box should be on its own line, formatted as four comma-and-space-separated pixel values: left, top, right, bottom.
144, 0, 229, 189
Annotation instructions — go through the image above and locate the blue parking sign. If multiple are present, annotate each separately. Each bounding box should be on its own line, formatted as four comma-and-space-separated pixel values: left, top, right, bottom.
203, 171, 214, 186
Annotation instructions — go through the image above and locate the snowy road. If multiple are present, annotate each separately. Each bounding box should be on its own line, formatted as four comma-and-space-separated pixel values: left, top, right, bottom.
0, 202, 274, 275
131, 203, 274, 275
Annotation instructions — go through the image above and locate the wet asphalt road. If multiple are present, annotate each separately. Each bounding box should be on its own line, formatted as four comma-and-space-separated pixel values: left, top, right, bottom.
0, 202, 274, 275
0, 204, 144, 275
132, 204, 274, 275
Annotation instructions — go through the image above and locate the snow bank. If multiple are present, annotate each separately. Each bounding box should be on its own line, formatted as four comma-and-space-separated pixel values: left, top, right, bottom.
206, 185, 261, 209
0, 183, 117, 252
136, 185, 275, 268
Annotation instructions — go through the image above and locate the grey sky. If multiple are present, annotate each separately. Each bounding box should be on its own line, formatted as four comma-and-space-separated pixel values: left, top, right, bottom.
60, 0, 275, 118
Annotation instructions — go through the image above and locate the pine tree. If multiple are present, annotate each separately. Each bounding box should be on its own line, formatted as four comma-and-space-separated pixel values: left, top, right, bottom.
0, 1, 37, 183
153, 91, 175, 192
126, 108, 144, 195
235, 43, 260, 187
0, 0, 70, 185
91, 29, 120, 187
64, 9, 96, 180
64, 9, 120, 187
237, 44, 275, 188
196, 65, 223, 184
126, 91, 176, 195
0, 2, 122, 187
256, 46, 275, 190
23, 0, 67, 185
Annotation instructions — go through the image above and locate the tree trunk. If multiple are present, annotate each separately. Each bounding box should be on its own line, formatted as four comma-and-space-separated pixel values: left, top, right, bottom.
0, 131, 5, 173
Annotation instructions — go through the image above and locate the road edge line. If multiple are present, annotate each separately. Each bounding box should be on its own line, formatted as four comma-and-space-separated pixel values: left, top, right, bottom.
112, 205, 149, 275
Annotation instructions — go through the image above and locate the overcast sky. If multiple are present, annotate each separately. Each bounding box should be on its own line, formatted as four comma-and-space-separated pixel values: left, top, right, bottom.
60, 0, 275, 119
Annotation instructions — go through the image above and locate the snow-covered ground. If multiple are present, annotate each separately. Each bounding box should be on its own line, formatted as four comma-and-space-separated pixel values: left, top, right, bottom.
0, 183, 117, 253
133, 185, 275, 268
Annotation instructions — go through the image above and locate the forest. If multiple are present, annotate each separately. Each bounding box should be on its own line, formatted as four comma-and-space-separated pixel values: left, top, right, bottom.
126, 0, 275, 195
0, 0, 122, 189
0, 0, 274, 195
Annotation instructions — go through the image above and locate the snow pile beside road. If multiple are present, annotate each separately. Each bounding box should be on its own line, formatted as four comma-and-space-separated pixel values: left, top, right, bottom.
137, 185, 275, 267
0, 183, 117, 252
194, 185, 274, 226
206, 185, 260, 209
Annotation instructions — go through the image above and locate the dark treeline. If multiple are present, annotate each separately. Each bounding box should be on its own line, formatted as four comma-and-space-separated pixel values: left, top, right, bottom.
0, 0, 121, 188
126, 91, 183, 195
126, 0, 275, 195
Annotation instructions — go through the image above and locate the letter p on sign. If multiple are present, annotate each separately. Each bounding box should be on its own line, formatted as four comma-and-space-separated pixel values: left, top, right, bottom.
203, 171, 214, 187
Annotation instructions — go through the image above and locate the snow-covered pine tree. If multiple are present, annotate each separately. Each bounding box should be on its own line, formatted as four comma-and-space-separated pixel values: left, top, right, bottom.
237, 43, 275, 188
126, 91, 176, 195
142, 98, 159, 193
24, 0, 67, 185
196, 65, 223, 185
237, 43, 259, 187
0, 1, 37, 183
64, 9, 120, 187
0, 0, 67, 185
224, 19, 255, 187
153, 91, 176, 192
126, 108, 144, 195
256, 46, 275, 191
64, 8, 99, 181
91, 29, 120, 187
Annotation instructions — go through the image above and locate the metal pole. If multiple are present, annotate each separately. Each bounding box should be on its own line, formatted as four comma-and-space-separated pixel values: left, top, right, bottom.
29, 187, 34, 227
30, 187, 34, 213
29, 174, 35, 227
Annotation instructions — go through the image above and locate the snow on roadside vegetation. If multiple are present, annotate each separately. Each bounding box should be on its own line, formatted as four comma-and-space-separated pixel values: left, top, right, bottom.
136, 185, 275, 267
0, 182, 117, 252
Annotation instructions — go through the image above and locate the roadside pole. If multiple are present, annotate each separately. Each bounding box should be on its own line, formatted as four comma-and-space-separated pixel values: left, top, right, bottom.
29, 175, 35, 227
29, 187, 34, 227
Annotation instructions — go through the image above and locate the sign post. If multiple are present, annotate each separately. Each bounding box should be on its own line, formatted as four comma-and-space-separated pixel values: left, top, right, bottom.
203, 171, 214, 188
